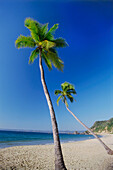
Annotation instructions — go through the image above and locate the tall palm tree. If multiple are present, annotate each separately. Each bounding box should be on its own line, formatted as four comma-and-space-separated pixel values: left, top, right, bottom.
15, 18, 68, 170
55, 82, 113, 155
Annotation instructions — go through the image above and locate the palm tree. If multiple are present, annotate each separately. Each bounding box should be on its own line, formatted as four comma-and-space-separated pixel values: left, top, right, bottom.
15, 18, 68, 170
55, 82, 113, 155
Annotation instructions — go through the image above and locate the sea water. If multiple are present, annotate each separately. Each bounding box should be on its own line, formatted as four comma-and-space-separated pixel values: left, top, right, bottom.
0, 130, 96, 149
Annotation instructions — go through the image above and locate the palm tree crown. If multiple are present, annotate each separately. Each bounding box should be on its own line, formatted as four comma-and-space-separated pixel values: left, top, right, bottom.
55, 82, 113, 155
55, 82, 77, 107
15, 18, 68, 70
15, 18, 68, 169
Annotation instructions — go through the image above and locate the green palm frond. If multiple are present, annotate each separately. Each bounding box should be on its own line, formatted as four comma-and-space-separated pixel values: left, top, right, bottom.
41, 40, 56, 50
15, 35, 36, 48
61, 82, 69, 91
47, 48, 64, 71
54, 90, 62, 96
61, 82, 75, 92
29, 48, 39, 64
42, 51, 52, 70
67, 92, 76, 101
67, 89, 77, 94
57, 95, 63, 106
44, 33, 54, 41
40, 23, 50, 41
24, 18, 41, 42
52, 38, 68, 48
41, 23, 48, 37
16, 18, 68, 73
67, 94, 75, 103
55, 82, 76, 107
68, 97, 73, 103
48, 24, 58, 34
44, 24, 58, 41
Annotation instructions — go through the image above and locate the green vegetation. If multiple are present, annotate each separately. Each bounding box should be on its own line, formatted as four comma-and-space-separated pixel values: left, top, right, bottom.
55, 82, 113, 155
55, 81, 77, 107
15, 18, 67, 170
91, 118, 113, 133
15, 18, 67, 69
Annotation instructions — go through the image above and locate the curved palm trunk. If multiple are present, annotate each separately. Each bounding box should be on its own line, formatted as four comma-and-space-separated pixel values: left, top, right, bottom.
65, 104, 113, 155
39, 50, 67, 170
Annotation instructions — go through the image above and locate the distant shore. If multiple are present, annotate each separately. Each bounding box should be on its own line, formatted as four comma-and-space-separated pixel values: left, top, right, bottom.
0, 134, 113, 170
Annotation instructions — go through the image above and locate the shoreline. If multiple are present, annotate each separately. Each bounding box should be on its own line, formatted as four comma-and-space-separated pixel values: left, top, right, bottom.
0, 134, 113, 169
0, 133, 99, 149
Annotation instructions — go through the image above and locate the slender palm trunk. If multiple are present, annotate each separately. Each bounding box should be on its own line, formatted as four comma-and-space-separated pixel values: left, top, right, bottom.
65, 103, 113, 155
39, 50, 67, 170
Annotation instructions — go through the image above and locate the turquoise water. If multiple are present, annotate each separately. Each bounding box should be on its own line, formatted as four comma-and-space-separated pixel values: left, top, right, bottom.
0, 130, 96, 149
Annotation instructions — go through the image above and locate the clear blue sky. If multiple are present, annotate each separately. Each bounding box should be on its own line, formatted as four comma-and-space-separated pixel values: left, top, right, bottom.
0, 0, 113, 131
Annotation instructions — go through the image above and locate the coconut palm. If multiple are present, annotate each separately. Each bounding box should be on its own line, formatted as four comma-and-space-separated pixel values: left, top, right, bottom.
55, 82, 113, 155
15, 18, 68, 170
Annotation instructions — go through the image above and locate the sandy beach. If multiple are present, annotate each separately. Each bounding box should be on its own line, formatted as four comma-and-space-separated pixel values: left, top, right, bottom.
0, 134, 113, 170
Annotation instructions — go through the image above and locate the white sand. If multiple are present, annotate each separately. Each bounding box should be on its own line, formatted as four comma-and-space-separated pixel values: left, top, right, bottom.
0, 134, 113, 170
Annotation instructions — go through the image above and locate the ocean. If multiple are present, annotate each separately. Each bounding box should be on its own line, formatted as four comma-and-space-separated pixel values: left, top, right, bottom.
0, 130, 96, 149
